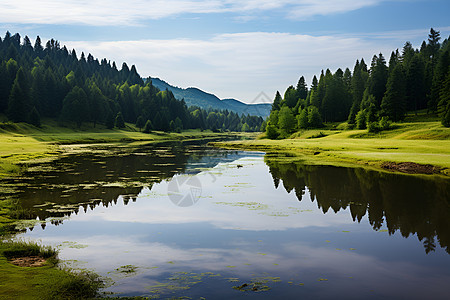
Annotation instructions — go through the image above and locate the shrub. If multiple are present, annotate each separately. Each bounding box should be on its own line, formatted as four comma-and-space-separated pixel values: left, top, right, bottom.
356, 110, 367, 129
367, 122, 380, 133
379, 116, 392, 130
143, 120, 153, 133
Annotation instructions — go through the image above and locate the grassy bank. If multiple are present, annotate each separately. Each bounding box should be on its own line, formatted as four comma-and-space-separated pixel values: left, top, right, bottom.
0, 239, 102, 299
211, 120, 450, 176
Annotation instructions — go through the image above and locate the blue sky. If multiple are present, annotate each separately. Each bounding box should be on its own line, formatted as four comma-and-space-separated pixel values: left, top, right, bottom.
1, 0, 449, 103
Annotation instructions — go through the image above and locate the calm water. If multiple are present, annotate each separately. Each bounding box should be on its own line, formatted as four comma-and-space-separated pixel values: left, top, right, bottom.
9, 142, 450, 299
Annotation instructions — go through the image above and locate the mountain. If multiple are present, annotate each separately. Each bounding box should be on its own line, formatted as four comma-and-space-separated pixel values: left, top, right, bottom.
149, 77, 271, 118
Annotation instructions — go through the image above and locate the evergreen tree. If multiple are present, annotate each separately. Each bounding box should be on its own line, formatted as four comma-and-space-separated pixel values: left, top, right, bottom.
105, 110, 115, 129
135, 115, 145, 131
278, 106, 295, 137
271, 91, 282, 111
115, 112, 125, 128
405, 54, 426, 111
265, 121, 279, 139
356, 110, 367, 129
321, 69, 351, 122
439, 72, 450, 127
428, 28, 441, 62
296, 76, 308, 100
284, 86, 298, 108
174, 117, 183, 132
60, 86, 88, 128
369, 53, 388, 106
311, 71, 326, 111
308, 106, 322, 128
143, 119, 153, 133
348, 60, 366, 124
381, 64, 406, 121
7, 67, 30, 122
297, 108, 309, 129
241, 123, 250, 132
311, 75, 318, 91
29, 106, 41, 127
34, 36, 43, 55
402, 41, 415, 66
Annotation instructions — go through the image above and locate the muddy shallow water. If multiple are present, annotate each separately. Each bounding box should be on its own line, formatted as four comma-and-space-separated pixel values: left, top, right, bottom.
10, 142, 450, 299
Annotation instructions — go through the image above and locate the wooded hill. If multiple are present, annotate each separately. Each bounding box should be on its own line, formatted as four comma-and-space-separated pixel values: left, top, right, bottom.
266, 28, 450, 139
0, 32, 264, 133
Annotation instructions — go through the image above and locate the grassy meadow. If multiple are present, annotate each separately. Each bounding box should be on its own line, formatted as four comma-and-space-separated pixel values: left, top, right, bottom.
212, 117, 450, 176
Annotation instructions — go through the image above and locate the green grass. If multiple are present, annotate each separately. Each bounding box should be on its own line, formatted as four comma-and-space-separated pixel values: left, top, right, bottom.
212, 121, 450, 176
0, 239, 57, 260
0, 239, 103, 299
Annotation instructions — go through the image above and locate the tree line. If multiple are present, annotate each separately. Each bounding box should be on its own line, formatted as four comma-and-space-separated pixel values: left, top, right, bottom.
0, 32, 263, 132
265, 28, 450, 139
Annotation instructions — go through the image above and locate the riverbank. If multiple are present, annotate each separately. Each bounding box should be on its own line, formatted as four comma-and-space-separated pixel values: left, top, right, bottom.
211, 121, 450, 176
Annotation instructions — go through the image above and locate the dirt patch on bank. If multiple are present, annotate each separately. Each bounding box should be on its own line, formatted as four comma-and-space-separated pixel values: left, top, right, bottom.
9, 256, 47, 267
381, 162, 442, 175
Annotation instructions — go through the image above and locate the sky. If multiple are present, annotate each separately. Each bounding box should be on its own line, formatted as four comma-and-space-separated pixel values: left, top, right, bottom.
0, 0, 449, 104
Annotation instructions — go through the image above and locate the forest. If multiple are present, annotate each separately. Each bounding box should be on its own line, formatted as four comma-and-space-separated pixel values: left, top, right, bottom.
265, 28, 450, 139
0, 32, 264, 133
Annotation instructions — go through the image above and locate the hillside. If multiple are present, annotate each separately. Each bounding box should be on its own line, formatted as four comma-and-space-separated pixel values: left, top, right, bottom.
150, 77, 271, 117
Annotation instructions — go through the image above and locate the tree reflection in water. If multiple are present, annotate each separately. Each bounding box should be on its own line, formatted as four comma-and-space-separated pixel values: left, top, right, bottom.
5, 142, 250, 231
265, 155, 450, 254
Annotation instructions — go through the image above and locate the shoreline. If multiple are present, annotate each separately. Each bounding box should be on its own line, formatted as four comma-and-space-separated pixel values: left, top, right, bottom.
210, 136, 450, 177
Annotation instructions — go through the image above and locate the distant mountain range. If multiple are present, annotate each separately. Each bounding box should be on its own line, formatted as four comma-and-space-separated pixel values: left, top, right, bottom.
149, 77, 271, 118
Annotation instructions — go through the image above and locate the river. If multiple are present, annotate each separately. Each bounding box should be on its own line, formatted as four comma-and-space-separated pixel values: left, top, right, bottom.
9, 141, 450, 299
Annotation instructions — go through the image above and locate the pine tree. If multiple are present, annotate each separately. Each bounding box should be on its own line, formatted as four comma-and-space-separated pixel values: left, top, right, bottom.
405, 54, 426, 111
115, 112, 125, 128
297, 108, 309, 129
369, 53, 388, 106
278, 106, 295, 137
284, 86, 298, 108
174, 117, 183, 132
135, 116, 145, 131
143, 119, 153, 133
34, 36, 43, 55
311, 75, 318, 91
428, 28, 441, 62
296, 76, 308, 100
105, 110, 115, 129
439, 72, 450, 127
29, 106, 41, 127
241, 123, 250, 132
308, 106, 322, 128
271, 91, 282, 111
60, 86, 89, 128
7, 67, 31, 122
265, 121, 279, 139
348, 60, 366, 124
381, 64, 406, 121
356, 110, 367, 129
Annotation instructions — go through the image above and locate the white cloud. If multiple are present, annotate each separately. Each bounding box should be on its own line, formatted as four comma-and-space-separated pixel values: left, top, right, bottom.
63, 31, 396, 102
0, 0, 389, 25
287, 0, 381, 19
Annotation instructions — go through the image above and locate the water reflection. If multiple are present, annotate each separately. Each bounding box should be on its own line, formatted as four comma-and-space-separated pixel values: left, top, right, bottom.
14, 145, 450, 298
7, 142, 261, 229
265, 155, 450, 254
